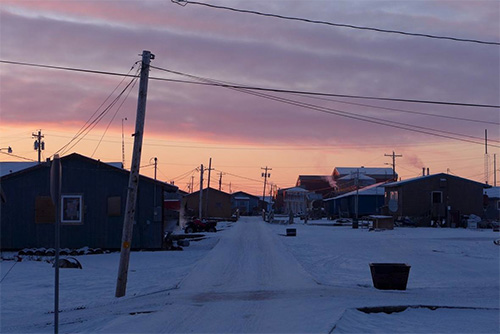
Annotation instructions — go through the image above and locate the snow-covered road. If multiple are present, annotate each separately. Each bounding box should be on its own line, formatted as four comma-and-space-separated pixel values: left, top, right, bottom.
85, 218, 338, 333
2, 216, 499, 333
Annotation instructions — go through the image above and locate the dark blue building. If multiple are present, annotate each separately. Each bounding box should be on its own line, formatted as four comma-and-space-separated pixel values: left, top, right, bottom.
0, 153, 177, 250
231, 191, 261, 216
324, 182, 385, 218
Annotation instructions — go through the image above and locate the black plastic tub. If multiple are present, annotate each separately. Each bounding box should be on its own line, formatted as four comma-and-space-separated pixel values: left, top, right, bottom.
369, 263, 411, 290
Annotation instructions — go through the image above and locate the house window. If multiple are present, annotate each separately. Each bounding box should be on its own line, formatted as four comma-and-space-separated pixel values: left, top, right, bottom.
108, 196, 121, 216
35, 196, 55, 223
497, 200, 500, 210
61, 195, 83, 224
432, 191, 443, 204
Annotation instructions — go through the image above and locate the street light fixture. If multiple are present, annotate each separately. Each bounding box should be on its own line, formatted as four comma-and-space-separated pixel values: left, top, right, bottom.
0, 146, 13, 153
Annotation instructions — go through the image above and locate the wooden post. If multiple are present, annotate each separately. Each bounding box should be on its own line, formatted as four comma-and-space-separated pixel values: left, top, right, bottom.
205, 158, 212, 217
115, 50, 154, 298
199, 164, 204, 219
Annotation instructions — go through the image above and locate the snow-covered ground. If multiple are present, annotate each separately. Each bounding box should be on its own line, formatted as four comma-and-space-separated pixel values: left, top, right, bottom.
1, 217, 499, 333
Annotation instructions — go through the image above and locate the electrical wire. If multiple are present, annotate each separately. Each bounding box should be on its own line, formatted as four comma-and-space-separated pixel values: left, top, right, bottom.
0, 151, 36, 162
172, 0, 500, 46
91, 68, 140, 157
53, 63, 138, 156
151, 65, 500, 148
56, 71, 139, 156
214, 169, 265, 184
2, 60, 499, 109
295, 94, 499, 126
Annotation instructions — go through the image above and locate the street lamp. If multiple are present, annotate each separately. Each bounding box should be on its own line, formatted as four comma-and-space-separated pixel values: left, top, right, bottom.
0, 146, 13, 153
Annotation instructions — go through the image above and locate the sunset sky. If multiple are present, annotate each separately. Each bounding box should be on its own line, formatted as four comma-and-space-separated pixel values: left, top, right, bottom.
1, 0, 499, 195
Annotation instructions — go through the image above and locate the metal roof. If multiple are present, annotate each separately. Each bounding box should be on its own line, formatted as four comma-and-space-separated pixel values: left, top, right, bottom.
334, 167, 394, 176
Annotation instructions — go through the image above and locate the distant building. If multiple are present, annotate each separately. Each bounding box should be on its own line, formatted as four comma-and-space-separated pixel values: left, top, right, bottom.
183, 187, 232, 219
231, 191, 261, 216
333, 167, 395, 195
333, 167, 396, 183
281, 186, 309, 215
484, 187, 499, 221
383, 173, 487, 227
324, 182, 386, 218
0, 153, 177, 250
296, 175, 335, 198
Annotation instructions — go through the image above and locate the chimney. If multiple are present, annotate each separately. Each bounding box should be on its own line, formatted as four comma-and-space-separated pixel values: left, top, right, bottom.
427, 168, 430, 176
422, 168, 425, 176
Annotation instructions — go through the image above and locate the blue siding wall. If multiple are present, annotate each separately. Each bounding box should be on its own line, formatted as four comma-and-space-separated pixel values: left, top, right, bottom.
1, 155, 171, 250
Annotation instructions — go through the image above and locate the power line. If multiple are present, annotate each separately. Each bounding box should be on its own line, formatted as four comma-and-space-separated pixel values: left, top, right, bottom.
2, 60, 499, 109
172, 0, 500, 46
0, 151, 36, 162
214, 169, 264, 184
91, 68, 140, 157
151, 65, 500, 148
55, 67, 139, 157
296, 94, 499, 126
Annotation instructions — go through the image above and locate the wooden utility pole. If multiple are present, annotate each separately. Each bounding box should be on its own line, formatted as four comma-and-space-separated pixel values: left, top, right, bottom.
116, 50, 154, 298
205, 158, 213, 217
218, 172, 223, 191
494, 154, 497, 186
199, 164, 204, 219
384, 151, 402, 181
261, 166, 272, 210
484, 129, 489, 185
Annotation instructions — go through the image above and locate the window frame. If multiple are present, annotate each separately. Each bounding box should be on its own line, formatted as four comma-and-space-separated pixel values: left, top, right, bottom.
61, 194, 83, 224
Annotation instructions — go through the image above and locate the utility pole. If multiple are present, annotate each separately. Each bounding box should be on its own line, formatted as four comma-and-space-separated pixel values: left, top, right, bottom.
218, 172, 224, 191
153, 157, 157, 181
261, 166, 272, 211
32, 130, 45, 163
494, 154, 497, 187
153, 157, 158, 218
116, 50, 154, 298
384, 151, 402, 181
484, 129, 489, 185
205, 158, 214, 218
199, 164, 204, 219
121, 117, 127, 167
191, 175, 194, 193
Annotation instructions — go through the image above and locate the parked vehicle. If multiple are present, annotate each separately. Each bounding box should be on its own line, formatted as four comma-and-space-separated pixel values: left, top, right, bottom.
184, 218, 217, 233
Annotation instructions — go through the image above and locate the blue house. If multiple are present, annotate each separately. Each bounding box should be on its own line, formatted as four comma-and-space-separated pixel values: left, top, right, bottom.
0, 153, 178, 250
231, 191, 261, 215
324, 182, 386, 218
